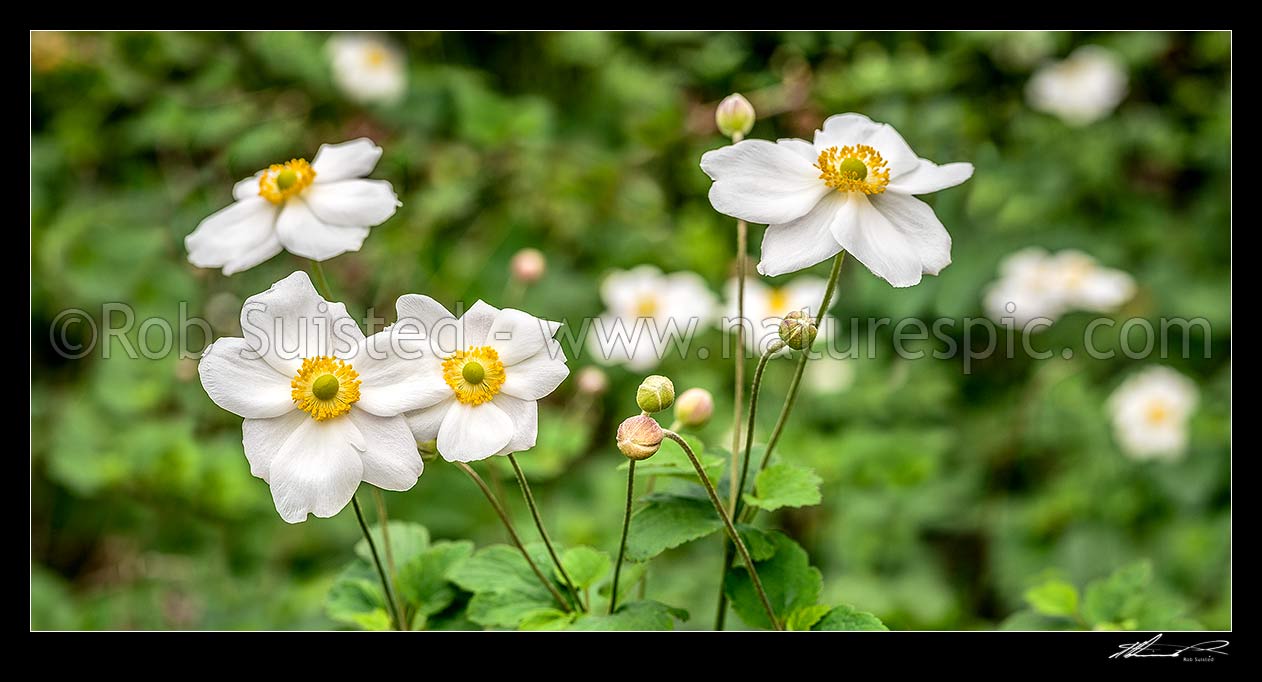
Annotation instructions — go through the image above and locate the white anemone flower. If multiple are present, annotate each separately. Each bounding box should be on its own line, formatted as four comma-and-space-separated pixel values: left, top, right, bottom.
1107, 366, 1199, 461
588, 265, 718, 371
326, 34, 407, 105
186, 138, 401, 275
700, 112, 974, 287
722, 275, 829, 356
394, 296, 570, 463
197, 271, 428, 523
984, 247, 1135, 327
1026, 46, 1128, 126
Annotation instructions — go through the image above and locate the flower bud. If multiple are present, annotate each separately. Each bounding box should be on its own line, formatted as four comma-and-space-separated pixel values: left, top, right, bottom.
417, 440, 439, 462
617, 414, 663, 461
576, 366, 609, 396
674, 387, 714, 428
715, 93, 755, 139
779, 310, 818, 351
636, 375, 675, 413
510, 248, 546, 284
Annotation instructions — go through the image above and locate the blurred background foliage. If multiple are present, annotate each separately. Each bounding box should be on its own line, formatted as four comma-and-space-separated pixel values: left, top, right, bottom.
31, 31, 1229, 630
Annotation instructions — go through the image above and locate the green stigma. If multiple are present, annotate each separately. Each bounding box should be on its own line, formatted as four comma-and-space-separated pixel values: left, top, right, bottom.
276, 168, 299, 191
462, 361, 485, 385
838, 157, 867, 180
312, 374, 340, 401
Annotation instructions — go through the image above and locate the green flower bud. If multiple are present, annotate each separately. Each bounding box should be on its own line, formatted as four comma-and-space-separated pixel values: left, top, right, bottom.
636, 375, 675, 413
617, 415, 663, 461
715, 93, 756, 139
674, 387, 714, 428
779, 310, 818, 351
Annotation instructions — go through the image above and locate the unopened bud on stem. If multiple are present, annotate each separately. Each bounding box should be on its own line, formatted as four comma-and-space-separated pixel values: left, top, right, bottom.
510, 248, 546, 284
636, 375, 675, 413
674, 387, 714, 428
617, 414, 663, 461
716, 93, 756, 139
779, 310, 818, 351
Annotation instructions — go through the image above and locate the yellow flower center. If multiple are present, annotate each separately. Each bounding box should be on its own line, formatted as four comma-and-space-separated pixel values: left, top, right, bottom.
258, 158, 317, 205
291, 356, 361, 421
365, 45, 388, 67
816, 144, 890, 195
768, 288, 791, 316
1144, 401, 1171, 426
443, 346, 507, 405
635, 295, 659, 318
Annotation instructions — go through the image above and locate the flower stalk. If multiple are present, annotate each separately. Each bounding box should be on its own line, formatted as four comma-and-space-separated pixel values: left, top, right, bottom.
351, 493, 404, 631
507, 453, 585, 611
610, 459, 636, 614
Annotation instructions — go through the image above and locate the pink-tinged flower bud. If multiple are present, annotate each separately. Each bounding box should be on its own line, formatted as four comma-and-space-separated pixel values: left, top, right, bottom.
674, 387, 714, 428
636, 375, 675, 413
715, 93, 756, 139
510, 248, 547, 284
617, 414, 663, 461
576, 366, 609, 396
779, 309, 818, 351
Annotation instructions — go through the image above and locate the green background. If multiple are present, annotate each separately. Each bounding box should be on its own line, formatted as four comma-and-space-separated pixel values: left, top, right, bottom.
31, 31, 1230, 630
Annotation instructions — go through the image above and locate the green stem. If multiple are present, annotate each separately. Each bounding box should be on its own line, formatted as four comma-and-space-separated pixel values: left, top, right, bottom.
664, 430, 781, 630
507, 453, 585, 611
454, 461, 571, 612
610, 459, 636, 615
309, 259, 335, 300
351, 494, 403, 631
729, 216, 748, 513
370, 487, 407, 630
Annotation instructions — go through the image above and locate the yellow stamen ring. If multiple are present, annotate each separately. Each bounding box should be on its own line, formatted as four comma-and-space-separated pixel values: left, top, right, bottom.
443, 346, 507, 406
291, 356, 361, 421
259, 158, 316, 205
815, 144, 890, 195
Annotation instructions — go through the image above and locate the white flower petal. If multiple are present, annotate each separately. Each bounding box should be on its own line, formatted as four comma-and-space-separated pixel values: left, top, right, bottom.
600, 265, 663, 312
275, 199, 371, 262
396, 294, 456, 330
830, 194, 923, 288
487, 308, 562, 366
700, 139, 830, 225
406, 398, 454, 442
311, 138, 384, 182
815, 113, 919, 176
494, 394, 539, 456
268, 416, 365, 523
242, 411, 307, 481
777, 137, 818, 162
185, 197, 279, 273
303, 179, 401, 227
436, 401, 514, 462
868, 192, 953, 277
351, 328, 451, 416
456, 300, 500, 349
500, 349, 570, 401
887, 161, 975, 195
347, 410, 424, 491
233, 172, 264, 201
239, 271, 364, 376
198, 337, 294, 418
755, 193, 846, 277
222, 233, 284, 276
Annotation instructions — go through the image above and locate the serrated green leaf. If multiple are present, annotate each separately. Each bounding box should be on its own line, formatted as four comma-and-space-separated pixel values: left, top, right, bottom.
625, 492, 723, 562
724, 531, 822, 630
325, 560, 391, 631
785, 604, 833, 630
811, 604, 888, 631
736, 524, 777, 562
355, 521, 431, 566
1024, 579, 1079, 618
742, 462, 822, 512
398, 540, 475, 616
558, 546, 611, 590
568, 600, 689, 631
450, 543, 564, 629
1083, 561, 1152, 627
519, 608, 577, 630
465, 591, 559, 629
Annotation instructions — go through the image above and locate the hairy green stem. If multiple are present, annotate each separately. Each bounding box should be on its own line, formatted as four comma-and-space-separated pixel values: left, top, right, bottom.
507, 453, 584, 611
664, 430, 781, 630
370, 488, 407, 630
352, 494, 403, 630
610, 459, 636, 614
454, 461, 571, 612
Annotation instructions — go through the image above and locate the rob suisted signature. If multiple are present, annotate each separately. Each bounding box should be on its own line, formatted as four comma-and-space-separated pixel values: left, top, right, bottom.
1110, 634, 1229, 660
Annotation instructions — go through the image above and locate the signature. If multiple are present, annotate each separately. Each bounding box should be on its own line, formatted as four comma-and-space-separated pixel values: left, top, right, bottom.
1110, 634, 1230, 659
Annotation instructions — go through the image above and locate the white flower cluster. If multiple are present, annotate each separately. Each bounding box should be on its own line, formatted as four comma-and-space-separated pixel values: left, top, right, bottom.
984, 248, 1136, 327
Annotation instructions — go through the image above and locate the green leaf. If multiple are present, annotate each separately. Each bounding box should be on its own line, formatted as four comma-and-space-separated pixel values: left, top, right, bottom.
465, 591, 559, 629
724, 531, 822, 630
785, 604, 833, 631
811, 604, 888, 631
325, 562, 391, 631
736, 524, 777, 561
398, 540, 475, 617
558, 546, 611, 590
742, 462, 822, 512
519, 608, 577, 630
450, 543, 563, 629
355, 521, 431, 566
617, 434, 724, 482
625, 492, 723, 562
1082, 561, 1152, 627
568, 600, 689, 631
1024, 579, 1080, 618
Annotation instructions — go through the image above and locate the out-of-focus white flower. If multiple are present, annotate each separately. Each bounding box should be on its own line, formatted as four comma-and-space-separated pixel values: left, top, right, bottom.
186, 138, 400, 275
804, 355, 856, 396
984, 247, 1135, 327
326, 33, 407, 105
1108, 366, 1199, 460
575, 366, 609, 395
723, 275, 828, 356
588, 265, 717, 371
1026, 46, 1128, 126
701, 112, 973, 287
395, 296, 570, 463
196, 271, 426, 523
